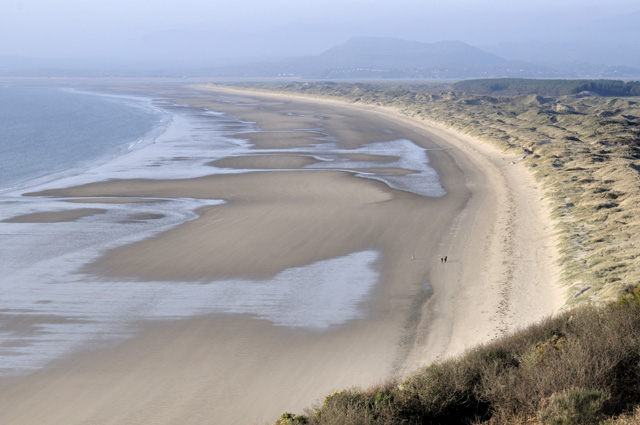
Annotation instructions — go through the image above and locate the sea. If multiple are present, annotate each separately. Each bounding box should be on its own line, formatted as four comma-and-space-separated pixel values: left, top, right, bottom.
0, 85, 163, 194
0, 83, 444, 377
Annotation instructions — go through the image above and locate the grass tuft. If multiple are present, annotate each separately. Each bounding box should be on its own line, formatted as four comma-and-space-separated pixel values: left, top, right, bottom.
539, 388, 610, 425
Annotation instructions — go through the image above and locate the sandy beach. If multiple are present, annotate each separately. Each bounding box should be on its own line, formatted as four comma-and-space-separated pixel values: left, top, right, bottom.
0, 85, 565, 424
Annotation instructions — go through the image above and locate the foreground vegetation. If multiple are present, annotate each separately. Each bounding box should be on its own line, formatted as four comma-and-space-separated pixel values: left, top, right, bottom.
276, 290, 640, 425
216, 80, 640, 302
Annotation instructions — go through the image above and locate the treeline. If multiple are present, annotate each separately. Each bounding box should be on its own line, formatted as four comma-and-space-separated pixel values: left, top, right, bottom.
453, 78, 640, 97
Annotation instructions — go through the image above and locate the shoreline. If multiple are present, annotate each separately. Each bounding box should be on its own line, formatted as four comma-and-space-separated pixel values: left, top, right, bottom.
0, 85, 170, 197
0, 83, 565, 424
201, 83, 566, 332
237, 85, 563, 351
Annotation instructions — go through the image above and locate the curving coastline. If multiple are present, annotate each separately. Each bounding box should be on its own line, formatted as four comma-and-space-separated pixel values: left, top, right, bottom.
0, 84, 564, 424
199, 85, 565, 366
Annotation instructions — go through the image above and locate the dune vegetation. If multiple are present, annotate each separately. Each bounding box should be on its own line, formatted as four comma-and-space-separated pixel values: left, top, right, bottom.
274, 290, 640, 425
207, 80, 640, 424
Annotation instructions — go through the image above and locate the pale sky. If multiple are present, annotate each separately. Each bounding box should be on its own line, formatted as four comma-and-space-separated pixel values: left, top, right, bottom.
1, 0, 638, 59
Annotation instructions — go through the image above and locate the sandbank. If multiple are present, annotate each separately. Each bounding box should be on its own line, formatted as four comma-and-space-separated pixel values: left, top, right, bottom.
2, 208, 106, 223
210, 154, 319, 169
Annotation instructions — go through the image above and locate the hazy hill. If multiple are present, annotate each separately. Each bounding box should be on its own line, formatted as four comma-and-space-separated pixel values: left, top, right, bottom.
316, 37, 506, 69
218, 37, 553, 79
1, 35, 639, 79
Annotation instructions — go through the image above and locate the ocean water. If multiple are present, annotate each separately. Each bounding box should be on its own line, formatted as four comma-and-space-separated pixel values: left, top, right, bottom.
0, 85, 164, 193
0, 85, 444, 376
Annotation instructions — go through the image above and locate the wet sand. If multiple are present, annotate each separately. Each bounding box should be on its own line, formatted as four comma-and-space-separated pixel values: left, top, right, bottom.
0, 85, 565, 424
2, 208, 106, 223
210, 154, 319, 169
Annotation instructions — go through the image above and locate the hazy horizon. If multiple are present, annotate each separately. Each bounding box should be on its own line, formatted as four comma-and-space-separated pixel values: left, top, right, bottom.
1, 0, 639, 62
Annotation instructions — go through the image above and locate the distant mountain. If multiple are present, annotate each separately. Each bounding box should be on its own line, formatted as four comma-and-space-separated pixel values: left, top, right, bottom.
1, 36, 639, 79
316, 37, 506, 69
217, 37, 556, 79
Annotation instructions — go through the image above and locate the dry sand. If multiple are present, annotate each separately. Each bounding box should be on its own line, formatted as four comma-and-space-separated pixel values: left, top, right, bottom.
0, 86, 565, 424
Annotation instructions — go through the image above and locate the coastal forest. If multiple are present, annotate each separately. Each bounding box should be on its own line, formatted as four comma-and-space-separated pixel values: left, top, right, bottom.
452, 78, 640, 97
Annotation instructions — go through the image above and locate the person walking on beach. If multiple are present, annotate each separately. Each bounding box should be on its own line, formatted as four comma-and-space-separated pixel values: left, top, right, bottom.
444, 256, 447, 263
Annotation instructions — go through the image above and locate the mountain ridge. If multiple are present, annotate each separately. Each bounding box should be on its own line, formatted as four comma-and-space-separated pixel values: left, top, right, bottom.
1, 36, 639, 79
217, 36, 639, 79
